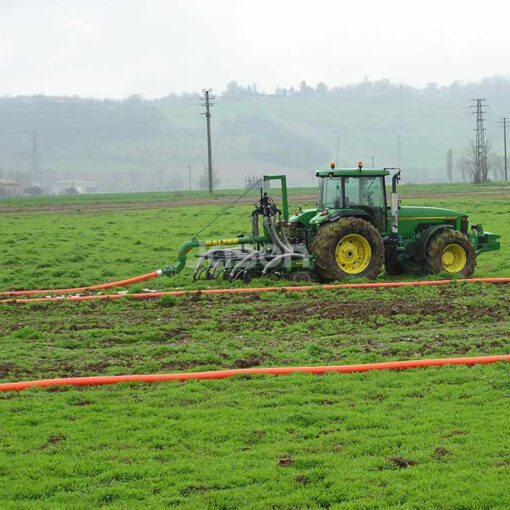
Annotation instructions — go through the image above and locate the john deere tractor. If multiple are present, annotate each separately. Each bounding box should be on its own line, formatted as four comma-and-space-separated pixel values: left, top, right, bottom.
166, 163, 500, 282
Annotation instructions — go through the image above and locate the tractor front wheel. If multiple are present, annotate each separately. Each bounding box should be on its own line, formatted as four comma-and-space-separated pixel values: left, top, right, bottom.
425, 230, 476, 277
311, 218, 384, 281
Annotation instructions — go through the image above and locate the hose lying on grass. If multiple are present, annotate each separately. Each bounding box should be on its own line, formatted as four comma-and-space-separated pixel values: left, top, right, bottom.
1, 277, 510, 304
1, 355, 509, 392
0, 270, 163, 297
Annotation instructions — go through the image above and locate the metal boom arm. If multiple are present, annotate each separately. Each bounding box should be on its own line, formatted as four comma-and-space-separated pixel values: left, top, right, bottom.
263, 175, 289, 221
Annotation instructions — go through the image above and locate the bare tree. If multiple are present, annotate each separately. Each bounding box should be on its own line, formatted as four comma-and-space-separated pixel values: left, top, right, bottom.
489, 152, 504, 181
464, 137, 491, 183
456, 156, 471, 182
483, 139, 492, 182
465, 140, 479, 183
199, 168, 220, 190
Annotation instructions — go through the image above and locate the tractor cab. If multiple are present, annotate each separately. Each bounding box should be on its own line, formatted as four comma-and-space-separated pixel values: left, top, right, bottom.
314, 163, 390, 232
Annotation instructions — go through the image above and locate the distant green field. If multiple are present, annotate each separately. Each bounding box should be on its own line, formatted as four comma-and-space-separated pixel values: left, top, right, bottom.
0, 185, 509, 508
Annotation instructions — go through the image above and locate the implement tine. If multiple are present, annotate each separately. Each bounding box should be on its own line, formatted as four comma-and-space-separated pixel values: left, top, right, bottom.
196, 266, 209, 280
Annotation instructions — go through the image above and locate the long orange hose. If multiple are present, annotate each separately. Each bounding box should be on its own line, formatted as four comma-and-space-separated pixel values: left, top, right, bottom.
2, 277, 510, 304
0, 270, 162, 297
1, 355, 508, 392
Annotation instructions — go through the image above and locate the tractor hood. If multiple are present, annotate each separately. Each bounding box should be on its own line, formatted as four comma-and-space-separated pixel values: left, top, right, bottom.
396, 206, 468, 220
289, 205, 469, 230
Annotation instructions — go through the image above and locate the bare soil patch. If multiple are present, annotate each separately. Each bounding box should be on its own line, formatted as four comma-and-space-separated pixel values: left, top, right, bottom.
389, 457, 419, 469
2, 189, 509, 214
226, 295, 509, 326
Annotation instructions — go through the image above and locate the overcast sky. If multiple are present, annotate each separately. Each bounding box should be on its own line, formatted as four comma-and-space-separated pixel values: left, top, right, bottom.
1, 0, 509, 98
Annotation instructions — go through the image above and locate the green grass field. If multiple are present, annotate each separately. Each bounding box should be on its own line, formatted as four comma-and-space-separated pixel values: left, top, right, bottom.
0, 184, 509, 508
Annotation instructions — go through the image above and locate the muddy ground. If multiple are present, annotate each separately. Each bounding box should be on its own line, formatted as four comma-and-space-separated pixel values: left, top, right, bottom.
2, 285, 509, 380
2, 189, 510, 214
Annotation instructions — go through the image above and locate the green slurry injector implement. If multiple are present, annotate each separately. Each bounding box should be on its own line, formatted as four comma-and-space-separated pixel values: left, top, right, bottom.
163, 163, 500, 283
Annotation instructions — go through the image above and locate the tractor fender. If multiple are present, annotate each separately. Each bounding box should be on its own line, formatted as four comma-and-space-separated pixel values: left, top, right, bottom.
319, 209, 373, 225
409, 224, 453, 260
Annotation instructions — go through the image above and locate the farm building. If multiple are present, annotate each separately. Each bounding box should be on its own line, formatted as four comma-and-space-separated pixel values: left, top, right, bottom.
0, 179, 23, 196
53, 180, 97, 195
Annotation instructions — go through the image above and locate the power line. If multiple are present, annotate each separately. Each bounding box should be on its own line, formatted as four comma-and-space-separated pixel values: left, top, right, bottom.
0, 103, 200, 114
0, 113, 199, 136
0, 118, 160, 135
0, 91, 202, 101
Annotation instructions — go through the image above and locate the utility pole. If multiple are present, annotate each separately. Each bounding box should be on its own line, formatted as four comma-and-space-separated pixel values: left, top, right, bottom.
201, 89, 214, 194
470, 99, 488, 183
500, 117, 508, 181
31, 131, 40, 187
396, 135, 402, 168
187, 164, 192, 191
371, 155, 375, 169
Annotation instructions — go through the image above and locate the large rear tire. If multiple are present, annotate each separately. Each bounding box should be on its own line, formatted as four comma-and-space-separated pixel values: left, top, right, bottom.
311, 218, 384, 281
425, 230, 476, 277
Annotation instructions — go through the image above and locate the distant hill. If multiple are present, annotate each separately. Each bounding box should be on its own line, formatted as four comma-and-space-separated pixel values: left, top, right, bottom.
0, 77, 509, 192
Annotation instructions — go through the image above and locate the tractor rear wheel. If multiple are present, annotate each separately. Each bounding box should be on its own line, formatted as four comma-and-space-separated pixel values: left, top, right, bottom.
425, 230, 476, 277
311, 218, 384, 281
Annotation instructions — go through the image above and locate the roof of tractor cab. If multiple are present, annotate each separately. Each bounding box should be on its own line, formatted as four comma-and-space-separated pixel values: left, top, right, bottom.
316, 169, 390, 177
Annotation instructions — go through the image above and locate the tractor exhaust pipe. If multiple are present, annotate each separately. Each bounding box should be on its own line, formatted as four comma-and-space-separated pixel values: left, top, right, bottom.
391, 170, 401, 236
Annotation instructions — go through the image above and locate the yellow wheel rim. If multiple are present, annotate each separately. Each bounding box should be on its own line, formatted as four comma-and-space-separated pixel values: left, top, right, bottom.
335, 234, 372, 274
441, 244, 467, 273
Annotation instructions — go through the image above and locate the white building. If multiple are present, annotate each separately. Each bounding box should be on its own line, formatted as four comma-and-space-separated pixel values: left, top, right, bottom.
53, 180, 97, 195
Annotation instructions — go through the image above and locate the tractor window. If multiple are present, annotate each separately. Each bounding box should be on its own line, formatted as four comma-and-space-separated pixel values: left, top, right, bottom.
319, 178, 342, 209
344, 176, 385, 209
318, 176, 386, 210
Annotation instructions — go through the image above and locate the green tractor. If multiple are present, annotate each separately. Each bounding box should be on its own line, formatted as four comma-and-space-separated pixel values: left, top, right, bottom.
165, 163, 500, 282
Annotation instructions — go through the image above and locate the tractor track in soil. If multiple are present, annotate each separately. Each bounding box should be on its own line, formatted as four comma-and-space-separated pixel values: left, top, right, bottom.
3, 285, 509, 329
1, 190, 510, 214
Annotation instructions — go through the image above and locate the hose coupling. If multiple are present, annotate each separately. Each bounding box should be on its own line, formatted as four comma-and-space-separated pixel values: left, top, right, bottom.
161, 266, 178, 277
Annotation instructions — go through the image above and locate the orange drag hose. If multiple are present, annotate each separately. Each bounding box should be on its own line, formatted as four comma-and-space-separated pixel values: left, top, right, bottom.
2, 277, 510, 304
0, 270, 162, 297
1, 355, 508, 392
